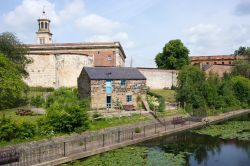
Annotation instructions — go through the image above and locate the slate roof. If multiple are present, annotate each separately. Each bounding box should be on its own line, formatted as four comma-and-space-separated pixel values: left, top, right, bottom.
83, 67, 146, 80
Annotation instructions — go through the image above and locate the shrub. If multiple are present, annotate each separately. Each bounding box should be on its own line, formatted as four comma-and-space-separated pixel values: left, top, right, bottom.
147, 91, 165, 112
31, 96, 45, 107
18, 122, 36, 139
134, 127, 141, 133
0, 115, 18, 141
43, 103, 90, 133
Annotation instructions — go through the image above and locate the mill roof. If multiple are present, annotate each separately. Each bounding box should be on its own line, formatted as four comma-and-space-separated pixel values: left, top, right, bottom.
83, 67, 146, 80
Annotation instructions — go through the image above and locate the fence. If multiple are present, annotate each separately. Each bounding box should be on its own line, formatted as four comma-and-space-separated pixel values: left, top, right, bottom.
1, 117, 200, 166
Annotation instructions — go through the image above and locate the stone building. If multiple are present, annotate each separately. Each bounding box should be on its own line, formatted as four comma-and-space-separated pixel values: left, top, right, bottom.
24, 11, 126, 88
190, 55, 243, 65
78, 67, 147, 109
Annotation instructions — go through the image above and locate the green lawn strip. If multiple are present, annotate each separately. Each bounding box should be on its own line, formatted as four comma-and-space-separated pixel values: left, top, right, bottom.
156, 109, 188, 118
90, 114, 151, 130
0, 107, 44, 124
195, 121, 250, 141
61, 146, 187, 166
150, 89, 176, 103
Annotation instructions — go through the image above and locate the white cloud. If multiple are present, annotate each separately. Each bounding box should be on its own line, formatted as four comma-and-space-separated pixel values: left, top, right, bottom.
75, 14, 122, 35
184, 23, 250, 55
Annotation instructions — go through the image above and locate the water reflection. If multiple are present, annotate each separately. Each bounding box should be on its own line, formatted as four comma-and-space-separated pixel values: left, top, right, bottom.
140, 132, 250, 166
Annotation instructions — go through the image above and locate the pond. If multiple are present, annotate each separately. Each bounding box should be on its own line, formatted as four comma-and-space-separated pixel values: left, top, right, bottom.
141, 132, 250, 166
65, 114, 250, 166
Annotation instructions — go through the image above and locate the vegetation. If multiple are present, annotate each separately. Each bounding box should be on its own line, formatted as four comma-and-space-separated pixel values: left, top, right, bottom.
150, 89, 176, 103
0, 32, 31, 77
147, 91, 165, 112
176, 65, 250, 115
195, 120, 250, 141
62, 146, 186, 166
156, 109, 188, 118
90, 114, 149, 130
0, 54, 28, 110
232, 46, 250, 79
155, 39, 190, 69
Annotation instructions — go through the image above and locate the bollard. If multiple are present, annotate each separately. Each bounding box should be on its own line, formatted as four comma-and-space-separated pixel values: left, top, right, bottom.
118, 130, 121, 143
63, 142, 66, 156
102, 134, 105, 147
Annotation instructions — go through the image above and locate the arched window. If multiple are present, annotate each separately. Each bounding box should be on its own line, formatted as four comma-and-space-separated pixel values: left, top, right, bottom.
41, 22, 44, 29
45, 22, 48, 29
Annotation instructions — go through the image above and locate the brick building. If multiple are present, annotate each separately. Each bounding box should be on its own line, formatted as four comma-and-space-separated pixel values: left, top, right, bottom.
190, 55, 243, 65
78, 67, 147, 109
24, 10, 126, 88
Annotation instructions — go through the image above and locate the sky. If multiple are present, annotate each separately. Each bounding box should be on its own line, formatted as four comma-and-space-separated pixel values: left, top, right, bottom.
0, 0, 250, 67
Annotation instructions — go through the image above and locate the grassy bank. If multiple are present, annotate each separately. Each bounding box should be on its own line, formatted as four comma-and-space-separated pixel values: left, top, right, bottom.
150, 89, 176, 103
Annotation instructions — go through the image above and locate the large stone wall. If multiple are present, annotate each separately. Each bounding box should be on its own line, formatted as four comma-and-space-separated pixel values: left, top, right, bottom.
24, 54, 93, 88
138, 68, 177, 89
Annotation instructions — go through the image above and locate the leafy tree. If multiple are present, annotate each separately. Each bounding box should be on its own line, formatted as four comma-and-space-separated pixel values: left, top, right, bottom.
155, 39, 190, 69
0, 54, 28, 110
176, 65, 206, 109
232, 46, 250, 79
0, 32, 31, 77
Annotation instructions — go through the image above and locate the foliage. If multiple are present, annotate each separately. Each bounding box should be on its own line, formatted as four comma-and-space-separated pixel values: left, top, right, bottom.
150, 89, 176, 103
46, 88, 90, 110
134, 127, 141, 133
176, 65, 249, 115
62, 146, 187, 166
0, 32, 31, 77
155, 39, 190, 69
147, 91, 166, 112
90, 114, 149, 130
29, 86, 55, 92
147, 148, 186, 166
232, 60, 250, 79
0, 115, 36, 141
0, 54, 28, 110
195, 120, 250, 141
40, 103, 90, 133
30, 96, 45, 107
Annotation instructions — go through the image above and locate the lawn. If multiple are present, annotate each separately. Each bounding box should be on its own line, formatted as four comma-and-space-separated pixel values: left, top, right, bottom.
156, 109, 188, 118
0, 107, 44, 124
90, 114, 151, 130
150, 89, 176, 103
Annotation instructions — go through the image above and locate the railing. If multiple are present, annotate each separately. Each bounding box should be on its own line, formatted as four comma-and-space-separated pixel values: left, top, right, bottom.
1, 110, 249, 166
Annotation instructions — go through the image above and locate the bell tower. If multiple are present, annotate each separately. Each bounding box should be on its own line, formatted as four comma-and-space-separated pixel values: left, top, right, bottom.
36, 9, 52, 44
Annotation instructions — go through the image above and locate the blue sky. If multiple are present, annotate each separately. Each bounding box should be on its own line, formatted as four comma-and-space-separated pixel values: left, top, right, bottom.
1, 0, 250, 67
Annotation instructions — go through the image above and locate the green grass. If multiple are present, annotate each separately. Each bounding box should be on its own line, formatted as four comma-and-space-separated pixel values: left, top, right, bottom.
156, 109, 188, 118
0, 107, 44, 124
150, 89, 176, 103
90, 114, 151, 130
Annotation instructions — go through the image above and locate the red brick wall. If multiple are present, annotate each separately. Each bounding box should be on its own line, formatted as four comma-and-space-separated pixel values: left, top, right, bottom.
191, 55, 243, 65
80, 50, 116, 67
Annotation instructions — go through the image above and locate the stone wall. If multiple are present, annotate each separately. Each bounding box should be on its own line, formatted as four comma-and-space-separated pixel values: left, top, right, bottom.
90, 80, 147, 109
138, 68, 177, 89
204, 65, 233, 77
77, 69, 91, 99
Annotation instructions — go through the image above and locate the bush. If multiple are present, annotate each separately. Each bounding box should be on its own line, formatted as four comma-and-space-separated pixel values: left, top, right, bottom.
0, 115, 18, 141
0, 115, 36, 141
134, 127, 141, 133
147, 91, 166, 112
42, 103, 90, 133
29, 86, 54, 92
31, 96, 45, 107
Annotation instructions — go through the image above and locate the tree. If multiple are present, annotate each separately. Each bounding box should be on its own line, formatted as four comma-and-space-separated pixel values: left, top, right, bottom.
232, 46, 250, 79
0, 54, 28, 110
0, 32, 31, 77
155, 39, 190, 69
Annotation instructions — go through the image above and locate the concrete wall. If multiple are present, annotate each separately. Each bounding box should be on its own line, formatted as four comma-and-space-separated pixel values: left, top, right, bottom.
138, 68, 177, 89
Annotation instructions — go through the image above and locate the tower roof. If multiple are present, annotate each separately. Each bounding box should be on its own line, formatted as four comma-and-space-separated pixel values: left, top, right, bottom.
39, 9, 49, 20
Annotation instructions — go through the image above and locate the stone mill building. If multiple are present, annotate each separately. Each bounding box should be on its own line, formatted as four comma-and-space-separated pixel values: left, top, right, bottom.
24, 10, 126, 88
78, 67, 147, 109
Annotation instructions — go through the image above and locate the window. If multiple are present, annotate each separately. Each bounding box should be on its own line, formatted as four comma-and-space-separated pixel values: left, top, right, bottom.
40, 38, 45, 44
41, 22, 44, 29
214, 62, 217, 65
229, 61, 232, 65
126, 95, 132, 103
108, 55, 112, 61
121, 80, 126, 87
45, 22, 48, 29
222, 62, 225, 65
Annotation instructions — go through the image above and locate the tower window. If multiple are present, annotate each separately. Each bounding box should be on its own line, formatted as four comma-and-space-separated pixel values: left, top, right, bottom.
40, 38, 45, 44
41, 22, 44, 29
45, 22, 48, 29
